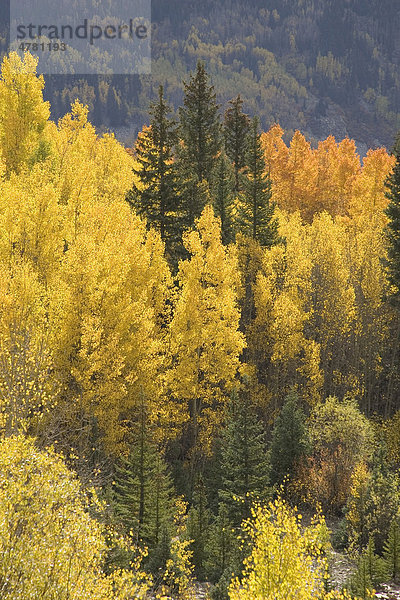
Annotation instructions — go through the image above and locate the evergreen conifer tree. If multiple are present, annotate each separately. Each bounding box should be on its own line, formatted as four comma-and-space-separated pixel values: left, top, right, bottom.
205, 504, 234, 584
218, 387, 270, 528
127, 85, 181, 259
367, 443, 400, 553
177, 62, 221, 230
383, 518, 400, 581
113, 405, 174, 555
350, 537, 388, 598
224, 95, 250, 192
240, 117, 278, 247
178, 61, 221, 184
385, 133, 400, 302
269, 391, 310, 487
175, 166, 211, 234
187, 474, 212, 580
210, 149, 235, 245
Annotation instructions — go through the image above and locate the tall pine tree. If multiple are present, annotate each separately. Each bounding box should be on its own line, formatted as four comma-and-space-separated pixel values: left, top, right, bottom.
210, 149, 235, 245
178, 61, 221, 184
177, 62, 221, 229
224, 95, 250, 192
127, 85, 180, 259
240, 117, 278, 247
384, 518, 400, 581
113, 402, 174, 555
269, 391, 310, 488
385, 133, 400, 303
218, 387, 270, 528
187, 474, 212, 581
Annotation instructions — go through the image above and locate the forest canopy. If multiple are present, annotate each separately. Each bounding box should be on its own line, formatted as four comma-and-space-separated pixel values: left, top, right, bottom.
1, 50, 400, 600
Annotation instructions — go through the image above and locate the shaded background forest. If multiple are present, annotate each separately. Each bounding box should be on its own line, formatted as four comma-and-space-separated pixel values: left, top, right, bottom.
1, 0, 400, 151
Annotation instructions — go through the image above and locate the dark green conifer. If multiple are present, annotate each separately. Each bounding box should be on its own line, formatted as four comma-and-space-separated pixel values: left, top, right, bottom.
385, 133, 400, 303
269, 391, 310, 487
177, 62, 221, 231
178, 61, 221, 185
127, 85, 181, 259
383, 518, 400, 581
187, 474, 212, 580
210, 150, 235, 244
350, 537, 388, 598
113, 405, 174, 556
218, 388, 270, 528
224, 95, 250, 192
240, 117, 278, 247
367, 443, 400, 554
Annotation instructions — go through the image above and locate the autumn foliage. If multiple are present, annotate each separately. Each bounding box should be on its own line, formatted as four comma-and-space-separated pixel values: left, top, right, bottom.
261, 124, 394, 221
0, 51, 399, 600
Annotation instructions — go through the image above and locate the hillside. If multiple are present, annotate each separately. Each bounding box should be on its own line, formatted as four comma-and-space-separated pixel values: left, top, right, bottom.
23, 0, 400, 151
149, 0, 400, 151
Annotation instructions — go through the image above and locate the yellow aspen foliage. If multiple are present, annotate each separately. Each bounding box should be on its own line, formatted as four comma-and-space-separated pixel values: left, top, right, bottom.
92, 132, 135, 203
260, 124, 289, 204
0, 261, 57, 436
284, 130, 319, 219
0, 163, 65, 284
0, 52, 50, 175
234, 232, 275, 408
0, 56, 172, 455
260, 124, 289, 175
55, 202, 172, 452
166, 205, 245, 455
249, 211, 322, 410
308, 212, 356, 398
346, 462, 372, 551
349, 147, 395, 221
228, 497, 329, 600
271, 210, 322, 404
314, 136, 360, 217
0, 435, 150, 600
53, 101, 133, 241
245, 198, 391, 412
261, 126, 393, 223
344, 212, 392, 412
330, 137, 360, 215
314, 136, 343, 215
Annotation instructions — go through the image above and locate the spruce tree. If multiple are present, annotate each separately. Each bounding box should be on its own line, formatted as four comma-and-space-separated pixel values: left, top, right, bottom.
175, 164, 211, 233
367, 443, 400, 553
383, 518, 400, 581
187, 474, 212, 580
350, 537, 388, 598
210, 149, 235, 245
218, 387, 270, 528
127, 85, 181, 259
385, 133, 400, 302
178, 61, 221, 184
177, 62, 221, 230
269, 391, 310, 488
240, 117, 278, 247
205, 504, 234, 584
224, 95, 250, 192
113, 406, 174, 556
